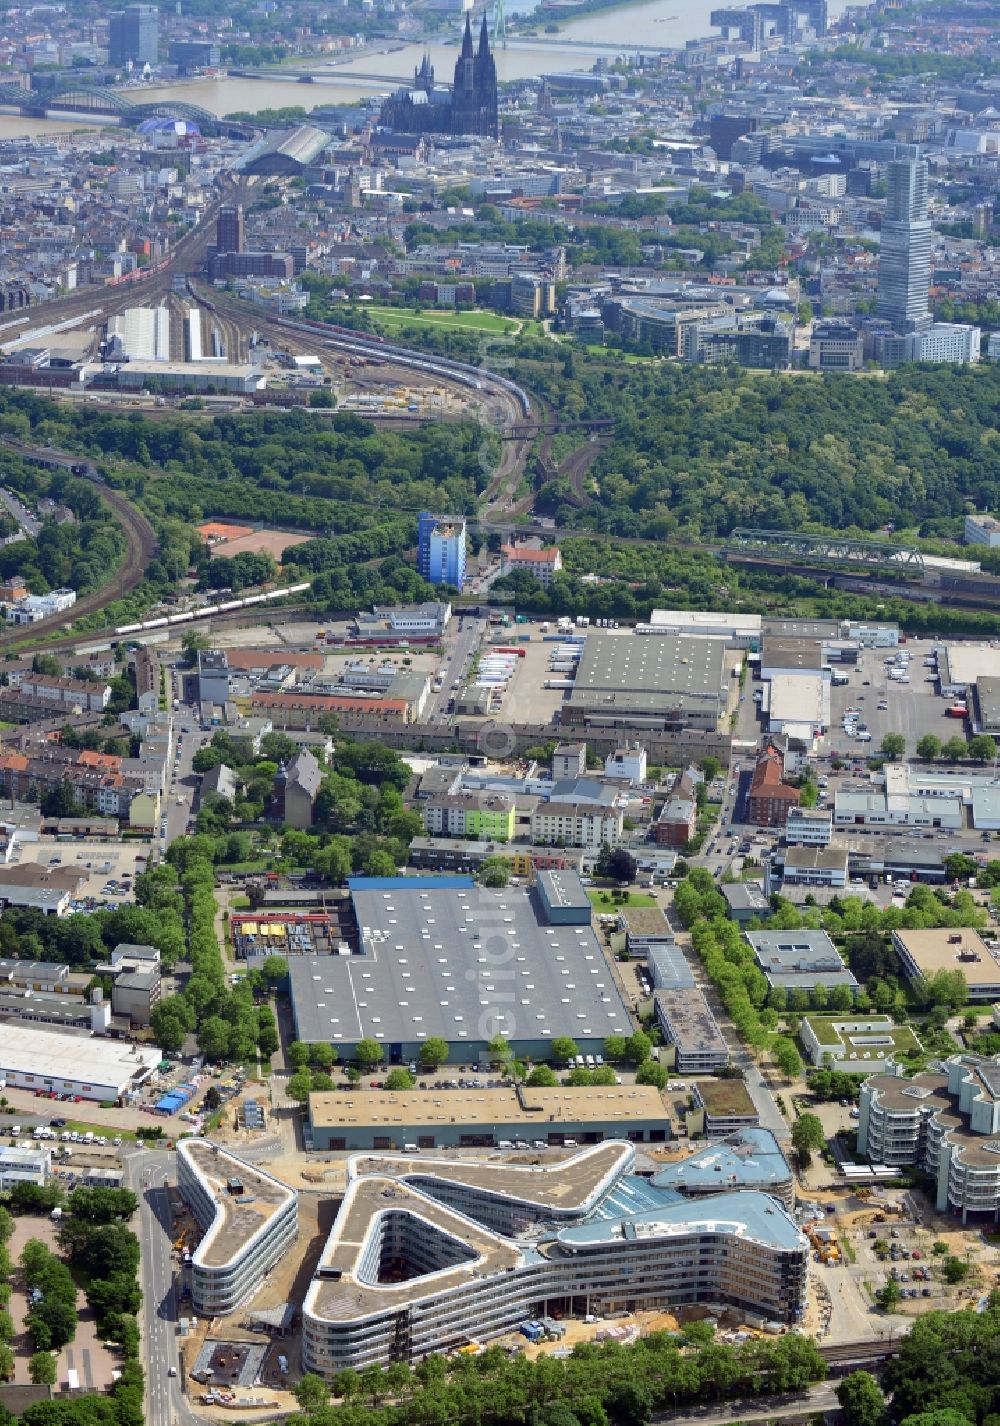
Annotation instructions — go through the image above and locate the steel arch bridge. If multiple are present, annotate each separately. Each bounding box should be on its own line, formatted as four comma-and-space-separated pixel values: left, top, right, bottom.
727, 527, 925, 574
127, 100, 218, 125
0, 82, 216, 127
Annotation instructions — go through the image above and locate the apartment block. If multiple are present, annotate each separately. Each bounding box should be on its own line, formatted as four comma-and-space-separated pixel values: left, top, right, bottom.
530, 800, 623, 849
422, 791, 515, 842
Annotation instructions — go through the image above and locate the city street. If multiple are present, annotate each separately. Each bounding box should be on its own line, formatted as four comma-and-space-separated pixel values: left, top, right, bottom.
163, 664, 213, 850
425, 613, 486, 722
125, 1148, 201, 1426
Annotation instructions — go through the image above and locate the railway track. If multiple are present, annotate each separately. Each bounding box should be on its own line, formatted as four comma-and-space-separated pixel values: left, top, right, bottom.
0, 439, 159, 650
0, 183, 237, 352
818, 1339, 899, 1363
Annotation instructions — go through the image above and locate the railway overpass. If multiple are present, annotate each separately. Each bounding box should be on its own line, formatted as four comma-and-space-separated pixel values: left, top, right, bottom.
727, 528, 925, 575
0, 83, 251, 135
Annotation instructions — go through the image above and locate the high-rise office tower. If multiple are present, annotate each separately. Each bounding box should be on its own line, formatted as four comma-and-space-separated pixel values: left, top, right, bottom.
216, 205, 246, 256
109, 5, 159, 67
877, 156, 932, 333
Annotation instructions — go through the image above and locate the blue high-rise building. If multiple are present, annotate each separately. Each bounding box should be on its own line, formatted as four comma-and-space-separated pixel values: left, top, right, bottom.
418, 511, 466, 591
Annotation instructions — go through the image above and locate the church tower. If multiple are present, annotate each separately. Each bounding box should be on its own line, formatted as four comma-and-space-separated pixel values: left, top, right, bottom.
451, 12, 498, 138
451, 12, 478, 134
474, 12, 499, 138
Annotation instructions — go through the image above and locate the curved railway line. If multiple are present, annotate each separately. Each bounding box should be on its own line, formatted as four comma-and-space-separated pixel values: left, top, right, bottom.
0, 439, 158, 651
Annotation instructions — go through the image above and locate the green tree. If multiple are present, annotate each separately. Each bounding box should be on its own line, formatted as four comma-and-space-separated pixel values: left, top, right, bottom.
916, 734, 941, 762
28, 1353, 56, 1387
286, 1070, 312, 1103
478, 857, 511, 888
364, 850, 397, 878
944, 854, 977, 884
526, 1065, 559, 1087
942, 1255, 970, 1284
550, 1036, 579, 1065
603, 1035, 628, 1062
86, 1275, 141, 1323
876, 1278, 901, 1310
880, 732, 906, 761
702, 756, 722, 782
626, 1030, 652, 1064
900, 1414, 974, 1426
293, 1373, 330, 1411
355, 1038, 385, 1071
830, 984, 855, 1012
486, 1034, 512, 1066
287, 1040, 311, 1070
791, 1112, 826, 1164
943, 736, 968, 763
837, 1372, 887, 1426
260, 954, 288, 986
773, 1036, 802, 1080
635, 1061, 667, 1089
384, 1068, 413, 1091
417, 1037, 449, 1071
595, 846, 638, 883
969, 734, 997, 763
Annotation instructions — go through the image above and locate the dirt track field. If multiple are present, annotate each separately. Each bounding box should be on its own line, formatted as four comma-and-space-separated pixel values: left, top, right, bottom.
208, 530, 312, 562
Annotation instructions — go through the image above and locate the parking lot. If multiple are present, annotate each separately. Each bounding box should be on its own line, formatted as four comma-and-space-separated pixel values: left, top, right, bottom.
827, 639, 951, 761
7, 1214, 118, 1390
490, 631, 573, 725
8, 837, 149, 907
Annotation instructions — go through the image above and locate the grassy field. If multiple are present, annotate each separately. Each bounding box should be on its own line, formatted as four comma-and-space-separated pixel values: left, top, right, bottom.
63, 1120, 140, 1141
366, 305, 520, 335
588, 888, 657, 909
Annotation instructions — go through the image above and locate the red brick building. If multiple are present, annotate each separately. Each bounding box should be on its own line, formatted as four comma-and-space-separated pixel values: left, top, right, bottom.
746, 743, 800, 827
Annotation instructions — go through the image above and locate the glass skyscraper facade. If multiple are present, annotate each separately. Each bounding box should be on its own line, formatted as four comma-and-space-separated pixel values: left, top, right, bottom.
877, 156, 932, 332
109, 5, 159, 67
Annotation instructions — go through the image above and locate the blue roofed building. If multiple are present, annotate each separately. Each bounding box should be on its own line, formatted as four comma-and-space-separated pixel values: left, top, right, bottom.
652, 1128, 794, 1207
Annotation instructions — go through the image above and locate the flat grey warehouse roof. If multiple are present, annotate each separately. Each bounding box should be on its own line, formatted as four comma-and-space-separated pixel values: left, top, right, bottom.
744, 929, 858, 991
571, 634, 726, 703
289, 880, 632, 1049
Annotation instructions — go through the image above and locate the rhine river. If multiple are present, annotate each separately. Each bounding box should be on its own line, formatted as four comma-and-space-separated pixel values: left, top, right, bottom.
0, 0, 849, 136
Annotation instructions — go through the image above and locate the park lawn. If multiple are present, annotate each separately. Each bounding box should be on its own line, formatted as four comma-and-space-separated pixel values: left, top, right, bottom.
587, 889, 657, 909
366, 305, 519, 335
